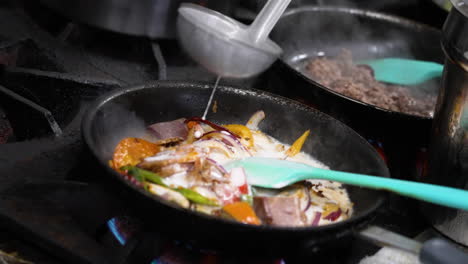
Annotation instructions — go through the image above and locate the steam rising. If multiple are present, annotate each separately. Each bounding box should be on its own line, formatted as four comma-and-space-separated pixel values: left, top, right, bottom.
93, 103, 150, 160
84, 84, 388, 178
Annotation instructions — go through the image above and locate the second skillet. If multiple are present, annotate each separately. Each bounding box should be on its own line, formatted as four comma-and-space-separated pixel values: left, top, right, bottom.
259, 6, 444, 180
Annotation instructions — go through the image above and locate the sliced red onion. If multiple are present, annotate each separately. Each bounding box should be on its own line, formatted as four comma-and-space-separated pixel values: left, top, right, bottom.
211, 139, 235, 153
195, 138, 234, 154
311, 212, 322, 226
185, 117, 240, 138
201, 131, 249, 155
220, 138, 234, 147
206, 158, 228, 175
202, 131, 232, 146
324, 209, 342, 221
303, 186, 312, 212
219, 131, 252, 155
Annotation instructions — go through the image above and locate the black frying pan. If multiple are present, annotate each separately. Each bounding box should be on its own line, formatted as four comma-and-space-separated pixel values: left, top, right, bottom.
260, 7, 444, 179
82, 81, 389, 256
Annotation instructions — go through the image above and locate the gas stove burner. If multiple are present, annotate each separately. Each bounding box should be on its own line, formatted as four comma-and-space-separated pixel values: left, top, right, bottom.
105, 215, 286, 264
106, 216, 141, 246
0, 1, 454, 263
0, 84, 62, 137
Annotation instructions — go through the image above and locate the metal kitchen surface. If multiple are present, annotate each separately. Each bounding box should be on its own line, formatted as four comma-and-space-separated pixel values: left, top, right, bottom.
0, 0, 458, 263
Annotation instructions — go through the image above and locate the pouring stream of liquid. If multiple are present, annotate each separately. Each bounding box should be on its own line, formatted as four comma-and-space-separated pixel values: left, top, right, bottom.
202, 76, 221, 120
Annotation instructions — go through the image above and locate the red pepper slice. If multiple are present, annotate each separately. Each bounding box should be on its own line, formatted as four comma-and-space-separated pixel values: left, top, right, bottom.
185, 117, 240, 138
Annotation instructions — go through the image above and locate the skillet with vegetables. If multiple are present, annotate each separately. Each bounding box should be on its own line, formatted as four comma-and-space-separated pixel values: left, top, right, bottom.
110, 111, 353, 227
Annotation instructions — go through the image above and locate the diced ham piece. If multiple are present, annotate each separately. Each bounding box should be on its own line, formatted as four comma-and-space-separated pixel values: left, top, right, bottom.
253, 196, 306, 227
148, 118, 188, 140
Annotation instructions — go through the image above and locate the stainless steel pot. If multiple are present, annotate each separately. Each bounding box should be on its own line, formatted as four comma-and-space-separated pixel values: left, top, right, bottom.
38, 0, 237, 39
422, 0, 468, 246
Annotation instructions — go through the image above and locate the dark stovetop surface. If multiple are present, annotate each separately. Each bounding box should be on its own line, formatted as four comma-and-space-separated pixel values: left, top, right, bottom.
0, 0, 447, 263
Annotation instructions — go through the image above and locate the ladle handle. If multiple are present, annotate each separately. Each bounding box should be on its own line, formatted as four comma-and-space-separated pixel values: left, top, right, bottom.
248, 0, 291, 43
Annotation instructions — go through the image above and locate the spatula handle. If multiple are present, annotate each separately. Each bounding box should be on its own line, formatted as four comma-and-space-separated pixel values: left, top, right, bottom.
300, 168, 468, 210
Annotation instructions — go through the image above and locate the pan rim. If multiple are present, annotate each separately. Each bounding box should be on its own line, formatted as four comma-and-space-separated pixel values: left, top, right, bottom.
81, 80, 389, 234
282, 6, 441, 34
275, 5, 441, 121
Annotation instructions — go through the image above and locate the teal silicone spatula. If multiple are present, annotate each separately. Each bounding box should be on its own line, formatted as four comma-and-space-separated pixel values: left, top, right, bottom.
226, 157, 468, 210
358, 58, 444, 86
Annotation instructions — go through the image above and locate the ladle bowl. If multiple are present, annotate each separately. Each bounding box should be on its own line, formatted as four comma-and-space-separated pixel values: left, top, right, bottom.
177, 1, 287, 78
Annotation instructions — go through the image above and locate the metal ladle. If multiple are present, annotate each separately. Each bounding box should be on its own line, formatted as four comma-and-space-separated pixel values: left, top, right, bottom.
177, 0, 291, 78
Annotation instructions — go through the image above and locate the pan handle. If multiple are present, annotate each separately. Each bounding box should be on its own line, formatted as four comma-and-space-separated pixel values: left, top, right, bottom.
358, 226, 468, 264
420, 238, 468, 264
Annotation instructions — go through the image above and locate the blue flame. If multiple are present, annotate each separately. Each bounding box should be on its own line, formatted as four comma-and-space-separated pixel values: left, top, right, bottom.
107, 217, 127, 245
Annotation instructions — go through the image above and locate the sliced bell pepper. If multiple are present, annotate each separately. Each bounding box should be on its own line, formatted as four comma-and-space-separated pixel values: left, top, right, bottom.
186, 121, 199, 129
222, 201, 261, 225
223, 124, 254, 147
238, 183, 249, 195
285, 130, 310, 157
121, 165, 166, 185
122, 166, 219, 206
175, 188, 219, 206
112, 137, 159, 169
322, 203, 342, 221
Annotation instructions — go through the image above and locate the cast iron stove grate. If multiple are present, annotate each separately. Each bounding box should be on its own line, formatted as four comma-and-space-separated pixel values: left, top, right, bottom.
0, 0, 436, 263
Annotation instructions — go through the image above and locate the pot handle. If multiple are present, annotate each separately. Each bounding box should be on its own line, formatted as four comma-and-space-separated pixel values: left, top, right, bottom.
359, 226, 468, 264
420, 238, 468, 264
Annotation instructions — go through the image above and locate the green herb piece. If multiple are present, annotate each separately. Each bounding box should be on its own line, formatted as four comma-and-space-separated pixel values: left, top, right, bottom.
240, 194, 253, 205
175, 188, 219, 206
121, 166, 166, 186
121, 166, 218, 206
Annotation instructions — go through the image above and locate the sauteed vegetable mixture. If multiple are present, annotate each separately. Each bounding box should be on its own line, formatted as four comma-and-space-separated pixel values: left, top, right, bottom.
110, 111, 353, 227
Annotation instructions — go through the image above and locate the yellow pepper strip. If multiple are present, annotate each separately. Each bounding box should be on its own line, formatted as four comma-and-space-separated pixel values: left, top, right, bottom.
223, 124, 254, 147
285, 130, 310, 157
112, 137, 160, 170
222, 202, 261, 225
323, 203, 340, 218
